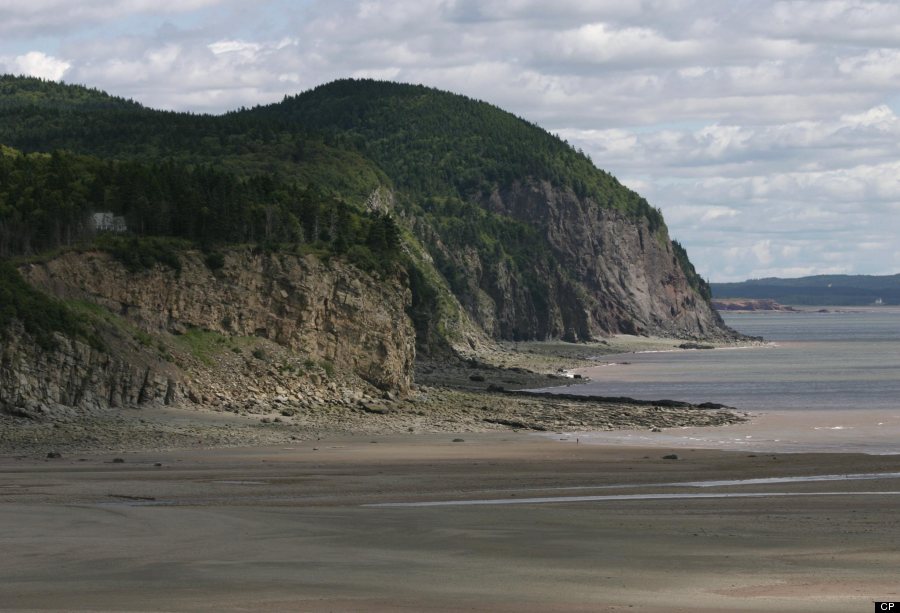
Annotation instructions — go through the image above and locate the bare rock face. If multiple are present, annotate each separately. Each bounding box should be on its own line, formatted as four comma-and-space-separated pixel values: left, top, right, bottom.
0, 323, 177, 419
712, 299, 797, 312
461, 180, 729, 340
9, 249, 414, 416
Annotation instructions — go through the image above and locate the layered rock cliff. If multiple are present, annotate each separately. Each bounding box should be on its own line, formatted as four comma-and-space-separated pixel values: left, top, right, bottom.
0, 322, 177, 419
490, 180, 724, 338
421, 180, 728, 344
2, 249, 415, 418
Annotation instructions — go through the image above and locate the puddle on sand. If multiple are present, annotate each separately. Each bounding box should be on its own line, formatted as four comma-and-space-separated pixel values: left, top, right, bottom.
504, 471, 900, 493
676, 472, 900, 488
367, 490, 900, 508
368, 472, 900, 508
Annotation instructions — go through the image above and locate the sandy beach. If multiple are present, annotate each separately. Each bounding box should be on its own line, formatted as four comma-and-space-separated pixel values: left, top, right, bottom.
3, 432, 900, 612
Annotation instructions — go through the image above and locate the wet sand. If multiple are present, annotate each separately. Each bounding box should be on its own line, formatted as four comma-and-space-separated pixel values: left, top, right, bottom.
557, 408, 900, 455
3, 434, 900, 611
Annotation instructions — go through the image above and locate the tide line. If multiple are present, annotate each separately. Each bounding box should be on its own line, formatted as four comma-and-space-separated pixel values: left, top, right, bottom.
366, 490, 900, 508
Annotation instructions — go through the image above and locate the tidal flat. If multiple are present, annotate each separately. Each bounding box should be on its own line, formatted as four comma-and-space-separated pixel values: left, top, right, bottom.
2, 435, 900, 612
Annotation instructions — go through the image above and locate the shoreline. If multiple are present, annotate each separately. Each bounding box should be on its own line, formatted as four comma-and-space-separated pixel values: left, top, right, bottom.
15, 326, 889, 459
544, 408, 900, 456
7, 331, 889, 458
1, 335, 751, 457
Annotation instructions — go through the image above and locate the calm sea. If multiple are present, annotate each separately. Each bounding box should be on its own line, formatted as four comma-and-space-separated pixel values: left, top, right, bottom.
544, 307, 900, 412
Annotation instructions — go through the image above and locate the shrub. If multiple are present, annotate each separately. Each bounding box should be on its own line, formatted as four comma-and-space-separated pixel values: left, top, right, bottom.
0, 261, 102, 350
95, 235, 185, 273
346, 244, 380, 273
320, 359, 335, 378
204, 252, 226, 271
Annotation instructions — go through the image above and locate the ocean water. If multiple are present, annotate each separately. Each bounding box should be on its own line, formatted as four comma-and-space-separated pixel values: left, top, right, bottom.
534, 307, 900, 453
543, 307, 900, 413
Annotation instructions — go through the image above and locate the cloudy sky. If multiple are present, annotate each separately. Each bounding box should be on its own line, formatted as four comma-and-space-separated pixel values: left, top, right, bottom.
2, 0, 900, 281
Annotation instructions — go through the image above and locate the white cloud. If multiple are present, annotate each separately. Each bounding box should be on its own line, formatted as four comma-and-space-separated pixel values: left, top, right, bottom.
4, 51, 70, 80
69, 36, 308, 110
0, 0, 229, 36
700, 207, 738, 222
762, 1, 900, 46
208, 40, 263, 57
752, 240, 774, 266
546, 23, 704, 67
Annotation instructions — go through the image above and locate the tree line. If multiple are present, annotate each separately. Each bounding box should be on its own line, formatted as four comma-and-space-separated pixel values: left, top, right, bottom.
0, 146, 400, 266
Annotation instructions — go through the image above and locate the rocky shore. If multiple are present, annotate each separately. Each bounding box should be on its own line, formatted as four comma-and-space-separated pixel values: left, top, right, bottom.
0, 337, 745, 456
712, 298, 798, 312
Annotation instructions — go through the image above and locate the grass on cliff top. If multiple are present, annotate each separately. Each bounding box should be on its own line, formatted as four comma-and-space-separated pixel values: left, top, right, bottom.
0, 261, 103, 350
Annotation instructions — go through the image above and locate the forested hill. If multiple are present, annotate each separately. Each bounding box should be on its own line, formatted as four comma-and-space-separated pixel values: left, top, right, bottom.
0, 76, 388, 199
249, 80, 664, 229
0, 77, 661, 226
713, 275, 900, 306
0, 75, 727, 347
0, 77, 142, 110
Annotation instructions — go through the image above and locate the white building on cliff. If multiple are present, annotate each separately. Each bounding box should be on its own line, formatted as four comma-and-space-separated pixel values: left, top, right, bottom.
91, 211, 127, 233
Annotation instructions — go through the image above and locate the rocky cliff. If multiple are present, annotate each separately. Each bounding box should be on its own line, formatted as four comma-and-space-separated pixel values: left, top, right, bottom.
0, 322, 177, 419
3, 249, 415, 418
427, 180, 728, 343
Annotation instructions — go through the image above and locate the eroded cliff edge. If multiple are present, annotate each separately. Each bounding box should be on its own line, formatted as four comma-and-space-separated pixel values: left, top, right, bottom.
418, 180, 729, 345
487, 180, 725, 339
2, 249, 414, 419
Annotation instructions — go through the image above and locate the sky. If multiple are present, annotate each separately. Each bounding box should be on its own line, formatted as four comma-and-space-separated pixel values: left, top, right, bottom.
2, 0, 900, 282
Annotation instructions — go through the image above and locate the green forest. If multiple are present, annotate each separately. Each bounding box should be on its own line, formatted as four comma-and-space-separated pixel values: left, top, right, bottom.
0, 76, 664, 228
254, 80, 664, 229
0, 146, 400, 266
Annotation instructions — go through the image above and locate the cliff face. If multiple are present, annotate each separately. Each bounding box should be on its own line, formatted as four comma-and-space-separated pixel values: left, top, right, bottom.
443, 180, 727, 341
4, 249, 415, 417
0, 323, 177, 419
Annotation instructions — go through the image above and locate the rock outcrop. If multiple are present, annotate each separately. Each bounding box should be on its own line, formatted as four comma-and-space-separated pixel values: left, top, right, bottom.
436, 180, 729, 342
0, 322, 177, 419
712, 299, 798, 312
3, 249, 415, 417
